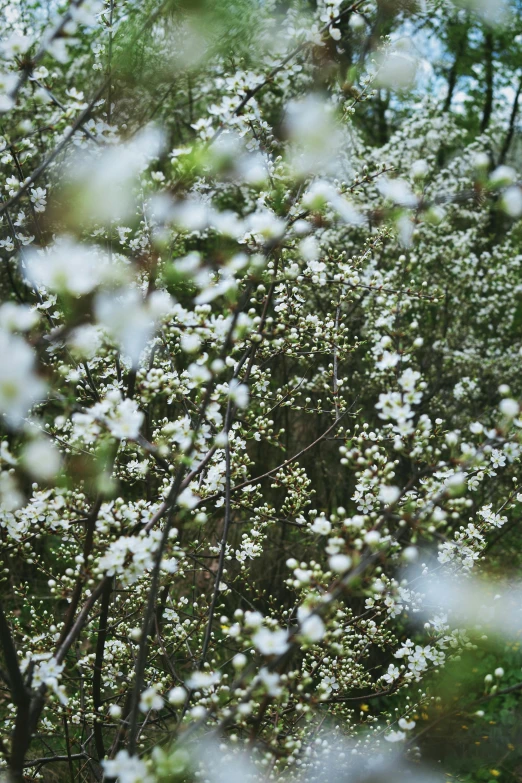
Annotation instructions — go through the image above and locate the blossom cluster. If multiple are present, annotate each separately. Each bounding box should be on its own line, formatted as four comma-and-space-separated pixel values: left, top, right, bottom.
0, 0, 521, 780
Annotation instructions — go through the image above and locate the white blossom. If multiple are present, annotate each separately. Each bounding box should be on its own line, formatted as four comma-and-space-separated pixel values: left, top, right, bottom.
0, 330, 47, 426
102, 751, 152, 783
139, 685, 163, 712
252, 627, 290, 656
310, 516, 332, 535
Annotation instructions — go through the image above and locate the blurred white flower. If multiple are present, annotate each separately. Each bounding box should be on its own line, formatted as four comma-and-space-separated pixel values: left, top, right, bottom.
284, 94, 343, 176
499, 397, 520, 418
385, 730, 406, 742
0, 330, 46, 426
102, 750, 152, 783
0, 33, 32, 59
23, 439, 62, 480
252, 627, 289, 655
0, 302, 39, 332
298, 610, 325, 642
67, 125, 166, 223
374, 50, 418, 90
180, 332, 201, 353
108, 704, 122, 718
229, 379, 249, 408
377, 178, 418, 207
70, 0, 104, 26
379, 485, 401, 505
455, 0, 507, 25
329, 553, 352, 573
245, 209, 285, 242
68, 324, 104, 359
0, 72, 17, 112
173, 198, 211, 231
178, 487, 200, 509
310, 516, 331, 535
501, 186, 522, 217
0, 471, 24, 512
26, 238, 106, 296
95, 288, 173, 367
139, 685, 163, 713
186, 670, 221, 690
489, 165, 516, 187
411, 160, 429, 179
349, 13, 366, 32
244, 610, 263, 628
187, 362, 212, 386
45, 38, 72, 64
168, 686, 187, 705
410, 569, 522, 641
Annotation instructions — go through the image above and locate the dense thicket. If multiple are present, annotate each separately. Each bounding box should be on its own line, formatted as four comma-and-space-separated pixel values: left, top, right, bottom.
1, 1, 522, 781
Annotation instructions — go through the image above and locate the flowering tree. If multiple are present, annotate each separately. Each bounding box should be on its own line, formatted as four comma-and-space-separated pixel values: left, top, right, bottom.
1, 0, 522, 780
